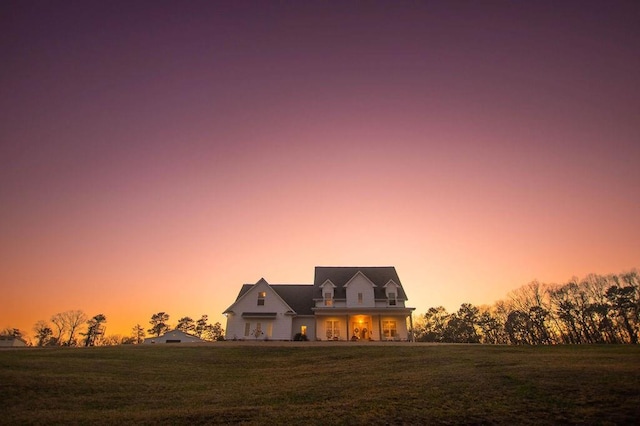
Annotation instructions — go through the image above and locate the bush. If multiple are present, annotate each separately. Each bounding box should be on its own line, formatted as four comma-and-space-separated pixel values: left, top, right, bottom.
293, 333, 308, 341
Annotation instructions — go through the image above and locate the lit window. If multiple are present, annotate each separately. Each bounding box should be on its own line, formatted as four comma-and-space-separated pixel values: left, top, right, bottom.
326, 320, 340, 339
388, 292, 396, 306
358, 292, 363, 304
382, 320, 397, 339
258, 291, 266, 306
324, 292, 333, 307
301, 325, 307, 336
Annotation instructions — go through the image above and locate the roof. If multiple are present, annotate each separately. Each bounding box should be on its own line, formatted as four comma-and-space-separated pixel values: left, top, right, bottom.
231, 283, 315, 316
143, 329, 206, 343
225, 267, 408, 317
313, 266, 408, 300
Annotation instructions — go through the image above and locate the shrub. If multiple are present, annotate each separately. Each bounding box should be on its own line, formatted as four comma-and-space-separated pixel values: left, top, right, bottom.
293, 333, 308, 341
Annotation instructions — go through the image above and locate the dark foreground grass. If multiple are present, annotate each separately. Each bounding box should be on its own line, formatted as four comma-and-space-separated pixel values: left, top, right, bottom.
1, 343, 639, 425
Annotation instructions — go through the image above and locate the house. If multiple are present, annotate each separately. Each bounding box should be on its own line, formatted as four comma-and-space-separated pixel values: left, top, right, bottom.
224, 266, 415, 341
143, 329, 206, 344
0, 335, 27, 347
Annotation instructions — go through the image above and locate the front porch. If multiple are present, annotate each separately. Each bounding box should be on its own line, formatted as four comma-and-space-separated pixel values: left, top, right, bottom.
313, 309, 414, 341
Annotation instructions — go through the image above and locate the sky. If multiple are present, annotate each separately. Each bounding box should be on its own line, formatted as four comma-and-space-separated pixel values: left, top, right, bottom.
1, 1, 639, 340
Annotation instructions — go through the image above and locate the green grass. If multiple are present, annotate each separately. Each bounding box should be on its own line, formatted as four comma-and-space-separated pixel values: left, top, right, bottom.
1, 343, 639, 425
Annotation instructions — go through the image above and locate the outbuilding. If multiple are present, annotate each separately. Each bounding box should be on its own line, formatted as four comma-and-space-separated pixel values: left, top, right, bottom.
0, 335, 27, 347
143, 329, 205, 344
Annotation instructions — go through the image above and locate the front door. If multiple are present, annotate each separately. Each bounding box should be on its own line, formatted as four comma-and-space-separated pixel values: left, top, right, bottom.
351, 320, 370, 340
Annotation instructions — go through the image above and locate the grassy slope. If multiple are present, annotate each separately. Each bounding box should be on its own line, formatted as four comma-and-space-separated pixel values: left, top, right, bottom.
1, 344, 639, 425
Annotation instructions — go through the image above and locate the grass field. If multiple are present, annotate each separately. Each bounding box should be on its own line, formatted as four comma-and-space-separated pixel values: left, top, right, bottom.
1, 343, 639, 425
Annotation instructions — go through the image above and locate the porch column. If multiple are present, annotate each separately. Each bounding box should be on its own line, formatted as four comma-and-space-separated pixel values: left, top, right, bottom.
345, 314, 349, 341
378, 315, 382, 341
409, 313, 414, 342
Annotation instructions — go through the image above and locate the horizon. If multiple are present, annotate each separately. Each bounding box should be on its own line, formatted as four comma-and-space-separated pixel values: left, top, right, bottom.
2, 1, 639, 340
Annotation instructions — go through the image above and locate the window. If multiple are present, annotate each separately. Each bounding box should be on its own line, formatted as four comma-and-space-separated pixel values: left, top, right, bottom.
324, 292, 333, 307
357, 292, 363, 304
300, 325, 307, 336
244, 322, 250, 337
382, 320, 397, 339
257, 291, 266, 306
326, 320, 340, 339
388, 292, 396, 306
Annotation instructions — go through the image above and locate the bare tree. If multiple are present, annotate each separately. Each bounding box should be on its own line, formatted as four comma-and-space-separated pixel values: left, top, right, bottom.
50, 313, 66, 345
62, 310, 87, 346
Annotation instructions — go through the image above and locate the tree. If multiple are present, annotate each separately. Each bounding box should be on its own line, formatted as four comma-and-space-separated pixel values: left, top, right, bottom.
82, 314, 107, 347
101, 334, 124, 346
148, 312, 170, 337
62, 310, 87, 346
33, 320, 53, 347
606, 284, 638, 344
528, 306, 551, 344
448, 303, 480, 343
416, 306, 450, 342
504, 310, 532, 345
195, 315, 209, 338
1, 327, 22, 338
132, 324, 145, 344
50, 313, 66, 345
176, 317, 195, 334
206, 322, 225, 341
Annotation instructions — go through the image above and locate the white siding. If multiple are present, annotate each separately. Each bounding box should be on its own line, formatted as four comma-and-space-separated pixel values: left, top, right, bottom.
292, 317, 315, 340
224, 281, 295, 340
345, 273, 375, 307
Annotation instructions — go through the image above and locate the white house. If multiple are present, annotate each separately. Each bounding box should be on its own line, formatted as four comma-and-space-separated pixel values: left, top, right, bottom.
143, 329, 206, 344
224, 266, 415, 341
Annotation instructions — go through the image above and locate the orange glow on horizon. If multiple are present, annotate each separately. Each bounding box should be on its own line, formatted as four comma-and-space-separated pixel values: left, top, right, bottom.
1, 2, 639, 342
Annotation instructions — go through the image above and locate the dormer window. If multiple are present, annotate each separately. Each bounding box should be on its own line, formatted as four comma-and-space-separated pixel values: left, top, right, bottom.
324, 292, 333, 307
388, 292, 396, 306
357, 292, 363, 304
257, 291, 266, 306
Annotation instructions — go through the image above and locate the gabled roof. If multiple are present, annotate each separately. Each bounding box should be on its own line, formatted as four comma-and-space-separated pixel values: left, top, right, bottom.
143, 329, 206, 343
225, 281, 315, 316
313, 266, 408, 300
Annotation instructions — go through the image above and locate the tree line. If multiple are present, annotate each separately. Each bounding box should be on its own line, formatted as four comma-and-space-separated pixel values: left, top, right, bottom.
413, 270, 639, 344
2, 311, 224, 346
146, 312, 224, 341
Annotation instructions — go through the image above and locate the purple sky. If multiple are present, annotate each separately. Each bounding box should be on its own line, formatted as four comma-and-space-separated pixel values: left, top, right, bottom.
1, 1, 639, 337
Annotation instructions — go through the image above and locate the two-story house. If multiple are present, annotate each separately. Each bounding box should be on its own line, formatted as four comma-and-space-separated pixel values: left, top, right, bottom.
223, 266, 415, 341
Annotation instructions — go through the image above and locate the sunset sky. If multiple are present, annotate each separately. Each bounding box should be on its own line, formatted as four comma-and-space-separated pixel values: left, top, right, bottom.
1, 1, 639, 340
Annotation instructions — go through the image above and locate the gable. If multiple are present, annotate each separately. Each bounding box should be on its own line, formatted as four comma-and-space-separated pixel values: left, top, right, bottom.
224, 278, 312, 315
313, 267, 408, 300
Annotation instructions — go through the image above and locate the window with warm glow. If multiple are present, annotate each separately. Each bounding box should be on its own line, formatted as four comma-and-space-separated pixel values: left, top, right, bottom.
301, 325, 307, 335
324, 292, 333, 306
258, 291, 266, 306
382, 320, 397, 339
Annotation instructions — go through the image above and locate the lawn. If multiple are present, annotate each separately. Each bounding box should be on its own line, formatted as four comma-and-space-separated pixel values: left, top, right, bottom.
1, 343, 639, 425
